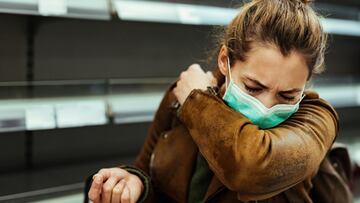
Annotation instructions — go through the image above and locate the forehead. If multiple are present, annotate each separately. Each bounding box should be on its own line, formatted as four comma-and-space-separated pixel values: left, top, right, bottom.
234, 45, 309, 89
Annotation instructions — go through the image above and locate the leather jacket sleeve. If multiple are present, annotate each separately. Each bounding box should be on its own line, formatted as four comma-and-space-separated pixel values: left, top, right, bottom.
177, 88, 339, 201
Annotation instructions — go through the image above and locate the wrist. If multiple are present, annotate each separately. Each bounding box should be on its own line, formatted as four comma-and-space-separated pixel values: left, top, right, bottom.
119, 165, 151, 203
139, 177, 144, 193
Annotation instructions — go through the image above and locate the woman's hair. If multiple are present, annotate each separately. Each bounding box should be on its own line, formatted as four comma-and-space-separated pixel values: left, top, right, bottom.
212, 0, 327, 86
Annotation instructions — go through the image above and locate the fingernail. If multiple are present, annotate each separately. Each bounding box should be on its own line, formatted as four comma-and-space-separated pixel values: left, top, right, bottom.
94, 176, 102, 184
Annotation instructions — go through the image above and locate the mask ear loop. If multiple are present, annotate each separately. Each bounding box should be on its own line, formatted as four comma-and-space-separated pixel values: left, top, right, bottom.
226, 56, 232, 89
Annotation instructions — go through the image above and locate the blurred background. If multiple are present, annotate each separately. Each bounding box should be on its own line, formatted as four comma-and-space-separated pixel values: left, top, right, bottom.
0, 0, 359, 202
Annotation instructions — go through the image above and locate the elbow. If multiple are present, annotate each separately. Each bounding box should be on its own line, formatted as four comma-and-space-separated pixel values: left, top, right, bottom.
223, 172, 256, 193
221, 168, 293, 201
219, 157, 306, 200
220, 160, 266, 195
222, 170, 276, 202
221, 143, 272, 194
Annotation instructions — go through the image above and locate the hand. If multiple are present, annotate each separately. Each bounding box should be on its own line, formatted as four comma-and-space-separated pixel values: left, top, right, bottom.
88, 167, 144, 203
173, 64, 217, 105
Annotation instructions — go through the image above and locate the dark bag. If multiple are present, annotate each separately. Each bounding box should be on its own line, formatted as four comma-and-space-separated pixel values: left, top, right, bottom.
310, 142, 354, 203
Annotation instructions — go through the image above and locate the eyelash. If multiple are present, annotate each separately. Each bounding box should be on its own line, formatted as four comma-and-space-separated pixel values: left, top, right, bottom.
282, 96, 296, 102
244, 85, 261, 93
245, 85, 296, 102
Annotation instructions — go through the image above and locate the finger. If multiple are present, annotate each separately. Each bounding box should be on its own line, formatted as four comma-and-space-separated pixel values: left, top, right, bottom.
121, 186, 131, 203
97, 168, 112, 181
126, 179, 142, 203
206, 71, 215, 79
180, 71, 187, 79
98, 168, 128, 182
188, 63, 202, 71
175, 80, 182, 87
206, 71, 217, 85
88, 174, 103, 203
102, 177, 121, 203
111, 179, 126, 203
173, 86, 178, 96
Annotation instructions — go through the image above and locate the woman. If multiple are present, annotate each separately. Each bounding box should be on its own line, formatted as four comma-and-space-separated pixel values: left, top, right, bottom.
88, 0, 341, 202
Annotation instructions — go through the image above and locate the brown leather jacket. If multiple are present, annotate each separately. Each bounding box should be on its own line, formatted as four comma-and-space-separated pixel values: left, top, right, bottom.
132, 80, 339, 203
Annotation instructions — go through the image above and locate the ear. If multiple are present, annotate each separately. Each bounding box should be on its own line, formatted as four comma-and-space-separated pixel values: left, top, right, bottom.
218, 45, 229, 77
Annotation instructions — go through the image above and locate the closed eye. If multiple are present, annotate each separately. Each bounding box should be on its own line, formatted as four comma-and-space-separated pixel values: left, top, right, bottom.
244, 85, 262, 93
280, 95, 296, 102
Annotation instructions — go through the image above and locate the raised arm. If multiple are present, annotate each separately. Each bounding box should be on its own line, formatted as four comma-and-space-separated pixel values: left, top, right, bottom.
178, 88, 339, 201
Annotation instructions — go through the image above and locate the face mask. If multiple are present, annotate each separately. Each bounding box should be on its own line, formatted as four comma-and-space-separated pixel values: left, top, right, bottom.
222, 57, 305, 129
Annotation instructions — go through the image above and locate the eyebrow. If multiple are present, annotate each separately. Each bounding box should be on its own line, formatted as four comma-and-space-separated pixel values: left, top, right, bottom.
243, 76, 268, 89
279, 88, 303, 94
243, 76, 302, 94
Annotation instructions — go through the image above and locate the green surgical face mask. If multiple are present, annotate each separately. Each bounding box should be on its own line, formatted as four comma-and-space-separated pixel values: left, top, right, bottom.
222, 57, 305, 129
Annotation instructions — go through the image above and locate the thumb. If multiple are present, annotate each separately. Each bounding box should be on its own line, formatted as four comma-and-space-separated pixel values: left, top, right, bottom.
88, 174, 104, 203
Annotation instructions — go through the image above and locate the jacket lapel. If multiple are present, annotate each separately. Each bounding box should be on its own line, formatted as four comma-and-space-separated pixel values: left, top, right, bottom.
204, 176, 225, 202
